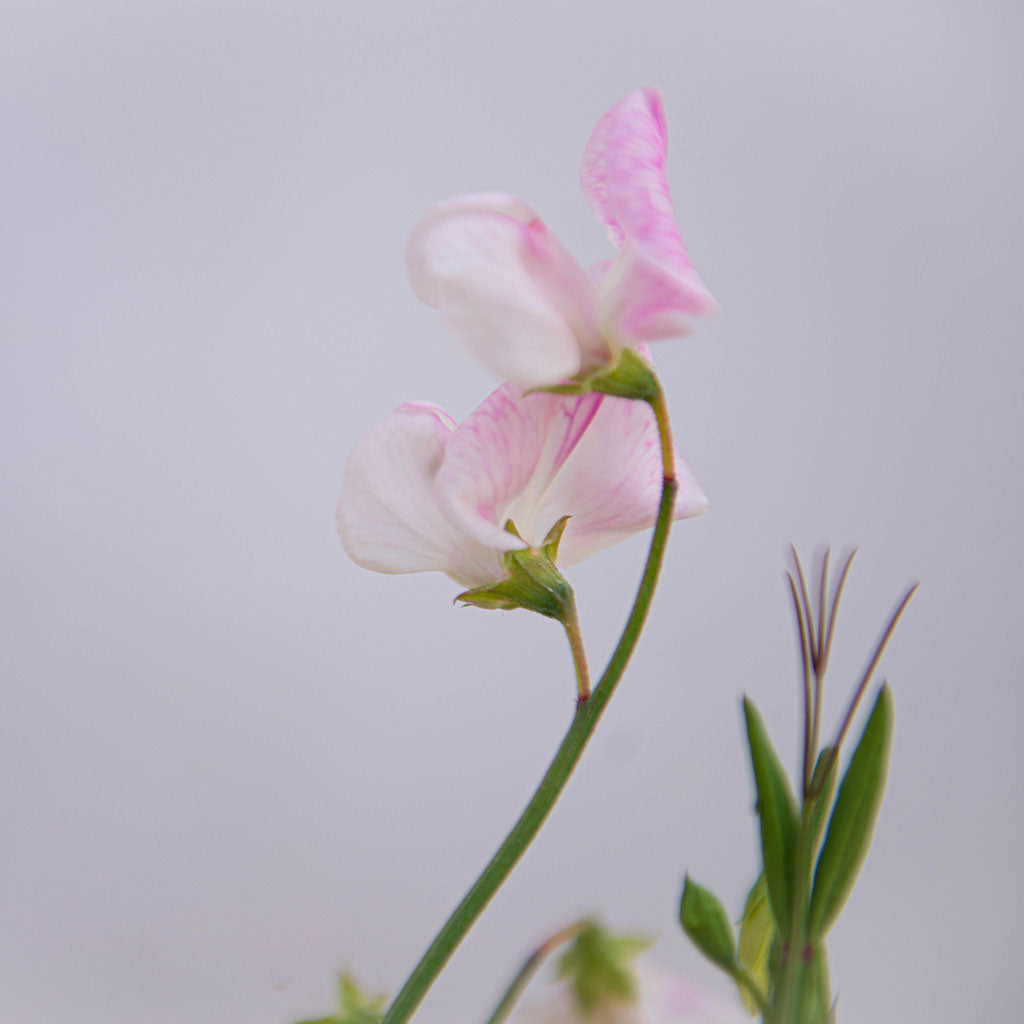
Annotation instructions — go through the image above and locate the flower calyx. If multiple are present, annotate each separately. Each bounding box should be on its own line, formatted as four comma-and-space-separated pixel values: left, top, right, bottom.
296, 971, 386, 1024
539, 347, 660, 405
556, 919, 653, 1017
456, 517, 575, 623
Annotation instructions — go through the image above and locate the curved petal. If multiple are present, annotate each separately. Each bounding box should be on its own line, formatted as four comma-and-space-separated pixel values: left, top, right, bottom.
587, 258, 614, 285
336, 402, 502, 587
407, 193, 603, 387
536, 392, 708, 567
580, 88, 716, 345
597, 240, 715, 344
435, 383, 603, 552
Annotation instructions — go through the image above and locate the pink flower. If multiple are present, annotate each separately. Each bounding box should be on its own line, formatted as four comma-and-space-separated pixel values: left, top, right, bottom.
407, 88, 715, 390
337, 380, 706, 587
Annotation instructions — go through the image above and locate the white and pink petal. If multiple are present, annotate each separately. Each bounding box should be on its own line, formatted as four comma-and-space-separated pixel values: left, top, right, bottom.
336, 402, 502, 587
580, 88, 716, 346
434, 383, 603, 552
434, 375, 706, 570
407, 193, 601, 388
536, 392, 708, 567
597, 241, 715, 346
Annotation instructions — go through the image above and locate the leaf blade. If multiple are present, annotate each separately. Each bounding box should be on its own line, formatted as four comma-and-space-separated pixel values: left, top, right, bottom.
679, 875, 737, 971
809, 685, 894, 939
743, 698, 800, 937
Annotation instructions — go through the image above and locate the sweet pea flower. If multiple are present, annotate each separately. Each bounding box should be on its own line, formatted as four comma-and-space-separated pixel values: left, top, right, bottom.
337, 378, 707, 589
513, 961, 747, 1024
406, 88, 715, 390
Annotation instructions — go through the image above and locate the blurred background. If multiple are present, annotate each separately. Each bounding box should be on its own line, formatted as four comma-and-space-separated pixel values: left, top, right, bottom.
2, 1, 1021, 1021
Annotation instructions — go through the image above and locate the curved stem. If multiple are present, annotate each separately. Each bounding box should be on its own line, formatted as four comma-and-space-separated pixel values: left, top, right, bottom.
379, 390, 678, 1024
483, 920, 590, 1024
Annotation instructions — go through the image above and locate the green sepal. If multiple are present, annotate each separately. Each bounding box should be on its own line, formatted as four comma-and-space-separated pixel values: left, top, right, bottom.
295, 972, 386, 1024
541, 515, 571, 561
736, 873, 774, 1015
456, 518, 575, 622
680, 875, 737, 971
808, 685, 894, 940
557, 921, 652, 1015
743, 698, 800, 937
585, 347, 660, 402
532, 348, 660, 404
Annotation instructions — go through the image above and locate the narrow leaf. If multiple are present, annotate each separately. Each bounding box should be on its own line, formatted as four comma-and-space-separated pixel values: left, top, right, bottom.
743, 698, 800, 936
679, 876, 737, 971
809, 685, 894, 939
805, 746, 838, 869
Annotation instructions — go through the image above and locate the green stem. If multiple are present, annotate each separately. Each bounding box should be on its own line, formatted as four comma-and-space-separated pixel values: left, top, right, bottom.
483, 920, 589, 1024
774, 802, 814, 1024
379, 391, 678, 1024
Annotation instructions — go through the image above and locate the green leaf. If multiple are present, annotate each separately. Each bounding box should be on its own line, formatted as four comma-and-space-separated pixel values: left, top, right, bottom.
679, 876, 737, 971
743, 698, 800, 937
808, 685, 894, 939
736, 874, 774, 1015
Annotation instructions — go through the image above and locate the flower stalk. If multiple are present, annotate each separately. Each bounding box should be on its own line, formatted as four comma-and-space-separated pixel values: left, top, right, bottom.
563, 603, 591, 704
482, 920, 590, 1024
378, 388, 678, 1024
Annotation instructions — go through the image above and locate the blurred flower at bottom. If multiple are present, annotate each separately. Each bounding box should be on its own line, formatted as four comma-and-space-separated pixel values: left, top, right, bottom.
511, 960, 747, 1024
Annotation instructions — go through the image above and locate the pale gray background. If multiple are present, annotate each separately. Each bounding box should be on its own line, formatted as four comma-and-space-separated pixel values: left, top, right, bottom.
2, 2, 1021, 1022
